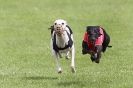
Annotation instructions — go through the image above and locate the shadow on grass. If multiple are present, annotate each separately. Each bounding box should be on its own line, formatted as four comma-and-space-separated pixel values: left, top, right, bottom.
22, 76, 58, 80
58, 81, 83, 86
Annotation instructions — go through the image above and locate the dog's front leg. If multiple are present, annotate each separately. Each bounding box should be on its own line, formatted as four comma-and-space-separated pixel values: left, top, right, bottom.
53, 52, 62, 73
71, 45, 76, 73
51, 39, 62, 73
65, 51, 70, 59
95, 45, 102, 63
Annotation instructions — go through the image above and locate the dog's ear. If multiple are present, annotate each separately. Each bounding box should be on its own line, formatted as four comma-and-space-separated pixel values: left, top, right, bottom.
86, 26, 90, 32
86, 26, 92, 34
48, 25, 54, 30
97, 29, 103, 37
95, 28, 100, 35
48, 25, 54, 35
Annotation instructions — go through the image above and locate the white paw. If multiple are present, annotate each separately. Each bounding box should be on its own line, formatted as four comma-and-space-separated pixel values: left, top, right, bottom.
58, 68, 62, 74
65, 56, 70, 59
71, 66, 76, 73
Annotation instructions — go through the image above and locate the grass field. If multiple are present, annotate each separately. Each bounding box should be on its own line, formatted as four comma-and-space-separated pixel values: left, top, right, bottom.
0, 0, 133, 88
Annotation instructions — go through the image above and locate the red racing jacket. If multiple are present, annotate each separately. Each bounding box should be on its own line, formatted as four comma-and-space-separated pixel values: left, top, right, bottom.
83, 28, 104, 51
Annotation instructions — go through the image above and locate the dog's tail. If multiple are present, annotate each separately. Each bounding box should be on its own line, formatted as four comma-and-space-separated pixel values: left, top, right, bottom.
108, 45, 112, 48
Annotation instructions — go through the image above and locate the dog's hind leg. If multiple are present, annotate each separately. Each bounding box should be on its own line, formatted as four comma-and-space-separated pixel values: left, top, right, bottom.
65, 51, 70, 59
70, 45, 76, 73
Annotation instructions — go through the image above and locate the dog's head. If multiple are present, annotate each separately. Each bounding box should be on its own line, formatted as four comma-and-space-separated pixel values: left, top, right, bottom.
86, 26, 102, 44
53, 19, 67, 36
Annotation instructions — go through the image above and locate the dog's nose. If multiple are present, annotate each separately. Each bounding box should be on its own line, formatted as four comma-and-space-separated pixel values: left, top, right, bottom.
57, 27, 60, 30
90, 37, 95, 42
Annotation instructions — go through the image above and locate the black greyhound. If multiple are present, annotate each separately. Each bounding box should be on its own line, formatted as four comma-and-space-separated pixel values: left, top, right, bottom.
82, 26, 112, 63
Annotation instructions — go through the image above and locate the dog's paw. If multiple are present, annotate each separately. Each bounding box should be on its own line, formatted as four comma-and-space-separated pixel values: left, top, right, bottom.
95, 60, 100, 63
58, 68, 62, 74
65, 56, 70, 60
95, 59, 100, 63
82, 49, 88, 54
58, 70, 62, 74
90, 56, 95, 62
71, 66, 76, 73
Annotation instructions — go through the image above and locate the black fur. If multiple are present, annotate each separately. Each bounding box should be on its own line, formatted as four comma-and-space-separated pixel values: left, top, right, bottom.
86, 26, 101, 43
101, 27, 111, 52
82, 26, 111, 63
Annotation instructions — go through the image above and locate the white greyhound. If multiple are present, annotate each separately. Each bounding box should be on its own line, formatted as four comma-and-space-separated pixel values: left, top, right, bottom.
50, 19, 76, 73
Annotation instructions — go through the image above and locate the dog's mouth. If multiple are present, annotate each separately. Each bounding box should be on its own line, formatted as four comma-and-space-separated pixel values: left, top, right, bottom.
55, 29, 64, 36
89, 37, 96, 44
89, 38, 95, 44
90, 41, 95, 44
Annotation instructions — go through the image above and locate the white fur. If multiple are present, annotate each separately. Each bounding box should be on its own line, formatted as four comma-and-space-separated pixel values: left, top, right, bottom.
51, 19, 75, 73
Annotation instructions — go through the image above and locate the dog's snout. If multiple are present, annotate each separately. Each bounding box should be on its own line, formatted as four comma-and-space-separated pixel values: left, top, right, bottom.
89, 37, 96, 43
57, 27, 61, 30
91, 37, 95, 41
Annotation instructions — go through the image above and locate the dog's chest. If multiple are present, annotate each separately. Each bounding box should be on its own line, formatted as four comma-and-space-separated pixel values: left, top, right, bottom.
52, 30, 73, 53
56, 34, 69, 48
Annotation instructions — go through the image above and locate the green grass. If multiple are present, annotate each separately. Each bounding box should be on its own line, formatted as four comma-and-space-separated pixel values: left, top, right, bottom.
0, 0, 133, 88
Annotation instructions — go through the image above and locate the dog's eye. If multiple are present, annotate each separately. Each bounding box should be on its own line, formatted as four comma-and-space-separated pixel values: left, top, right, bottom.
55, 23, 57, 25
62, 23, 64, 25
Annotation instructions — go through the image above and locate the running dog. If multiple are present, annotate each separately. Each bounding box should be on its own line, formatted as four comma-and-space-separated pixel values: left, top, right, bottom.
49, 19, 76, 73
82, 26, 112, 63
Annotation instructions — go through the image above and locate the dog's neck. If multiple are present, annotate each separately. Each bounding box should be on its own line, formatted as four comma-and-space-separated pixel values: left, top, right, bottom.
56, 30, 69, 48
